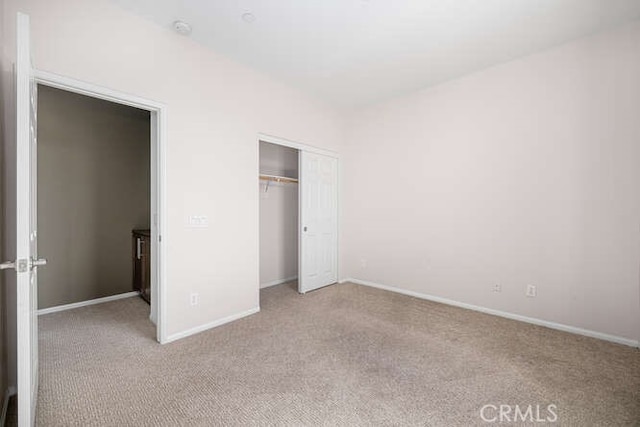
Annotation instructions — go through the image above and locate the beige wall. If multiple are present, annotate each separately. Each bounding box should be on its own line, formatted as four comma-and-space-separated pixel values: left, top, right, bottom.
37, 85, 150, 309
259, 142, 298, 287
343, 21, 640, 343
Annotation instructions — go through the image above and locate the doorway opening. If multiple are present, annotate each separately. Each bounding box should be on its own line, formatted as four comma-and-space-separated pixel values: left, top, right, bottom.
34, 72, 167, 343
36, 84, 150, 313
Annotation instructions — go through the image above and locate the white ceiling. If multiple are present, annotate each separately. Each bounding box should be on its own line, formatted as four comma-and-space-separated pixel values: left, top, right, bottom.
110, 0, 640, 110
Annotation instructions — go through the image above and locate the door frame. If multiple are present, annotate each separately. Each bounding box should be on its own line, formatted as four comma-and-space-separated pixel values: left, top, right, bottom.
34, 70, 169, 344
256, 133, 339, 295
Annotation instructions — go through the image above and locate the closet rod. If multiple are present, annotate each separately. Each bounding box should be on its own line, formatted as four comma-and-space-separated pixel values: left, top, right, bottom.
259, 174, 298, 184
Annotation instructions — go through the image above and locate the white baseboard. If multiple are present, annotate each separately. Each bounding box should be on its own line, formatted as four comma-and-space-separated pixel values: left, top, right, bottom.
0, 386, 16, 427
165, 307, 260, 344
260, 276, 298, 289
344, 278, 639, 348
37, 291, 140, 316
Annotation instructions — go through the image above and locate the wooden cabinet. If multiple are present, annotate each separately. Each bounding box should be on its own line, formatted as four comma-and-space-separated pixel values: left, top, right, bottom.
132, 229, 151, 304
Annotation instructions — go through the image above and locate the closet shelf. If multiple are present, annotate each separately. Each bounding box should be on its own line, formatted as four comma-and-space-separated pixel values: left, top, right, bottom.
259, 174, 298, 184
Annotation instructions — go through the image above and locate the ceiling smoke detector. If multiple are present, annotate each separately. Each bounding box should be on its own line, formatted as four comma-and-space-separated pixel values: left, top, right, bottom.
241, 12, 256, 23
173, 20, 192, 36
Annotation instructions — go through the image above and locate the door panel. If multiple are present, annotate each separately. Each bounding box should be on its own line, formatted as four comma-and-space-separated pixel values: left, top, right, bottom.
16, 12, 39, 426
299, 151, 338, 293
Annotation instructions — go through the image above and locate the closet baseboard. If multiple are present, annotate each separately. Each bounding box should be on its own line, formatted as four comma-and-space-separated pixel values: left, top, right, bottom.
38, 291, 140, 316
260, 276, 298, 289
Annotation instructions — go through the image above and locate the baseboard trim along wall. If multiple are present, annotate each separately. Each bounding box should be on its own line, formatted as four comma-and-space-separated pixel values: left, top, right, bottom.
0, 386, 17, 426
37, 291, 140, 316
165, 307, 260, 344
260, 276, 298, 289
340, 278, 639, 348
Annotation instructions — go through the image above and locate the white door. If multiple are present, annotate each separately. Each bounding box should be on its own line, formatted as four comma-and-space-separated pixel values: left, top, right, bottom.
298, 151, 338, 293
1, 12, 45, 427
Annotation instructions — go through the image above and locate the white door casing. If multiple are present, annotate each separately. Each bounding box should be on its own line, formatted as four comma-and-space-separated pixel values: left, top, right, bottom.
33, 69, 168, 343
299, 151, 338, 293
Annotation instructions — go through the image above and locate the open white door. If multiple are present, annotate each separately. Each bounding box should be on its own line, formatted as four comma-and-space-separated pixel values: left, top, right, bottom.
299, 151, 338, 293
0, 12, 44, 427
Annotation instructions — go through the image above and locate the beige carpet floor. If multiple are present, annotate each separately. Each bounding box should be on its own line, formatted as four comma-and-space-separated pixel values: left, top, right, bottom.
37, 282, 640, 426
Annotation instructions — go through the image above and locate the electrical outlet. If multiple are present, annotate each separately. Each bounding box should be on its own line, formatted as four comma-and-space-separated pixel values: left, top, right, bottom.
492, 284, 502, 293
190, 293, 199, 306
526, 285, 537, 298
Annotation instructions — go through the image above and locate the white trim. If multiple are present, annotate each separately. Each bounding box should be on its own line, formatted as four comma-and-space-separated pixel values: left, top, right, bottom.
336, 158, 341, 286
0, 386, 16, 426
37, 292, 139, 315
156, 106, 168, 343
297, 150, 302, 294
165, 307, 260, 344
260, 276, 298, 289
345, 278, 640, 348
258, 133, 339, 159
34, 70, 164, 111
33, 69, 168, 344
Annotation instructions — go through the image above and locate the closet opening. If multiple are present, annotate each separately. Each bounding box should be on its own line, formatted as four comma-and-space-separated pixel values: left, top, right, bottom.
258, 134, 339, 300
35, 82, 163, 341
259, 141, 300, 292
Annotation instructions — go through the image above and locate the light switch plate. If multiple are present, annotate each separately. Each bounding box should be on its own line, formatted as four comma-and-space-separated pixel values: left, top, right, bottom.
187, 215, 209, 228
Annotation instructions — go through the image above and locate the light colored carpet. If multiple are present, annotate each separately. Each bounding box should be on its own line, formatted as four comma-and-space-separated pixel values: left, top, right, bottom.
37, 282, 640, 426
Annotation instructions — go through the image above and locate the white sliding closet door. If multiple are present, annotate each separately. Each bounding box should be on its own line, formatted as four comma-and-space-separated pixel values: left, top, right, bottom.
299, 151, 338, 293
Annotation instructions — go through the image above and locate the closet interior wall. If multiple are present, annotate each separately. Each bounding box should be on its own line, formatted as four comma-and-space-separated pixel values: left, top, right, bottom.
259, 141, 299, 288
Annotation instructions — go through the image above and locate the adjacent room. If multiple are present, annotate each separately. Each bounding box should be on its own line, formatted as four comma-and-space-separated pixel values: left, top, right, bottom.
37, 85, 153, 317
1, 0, 639, 426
